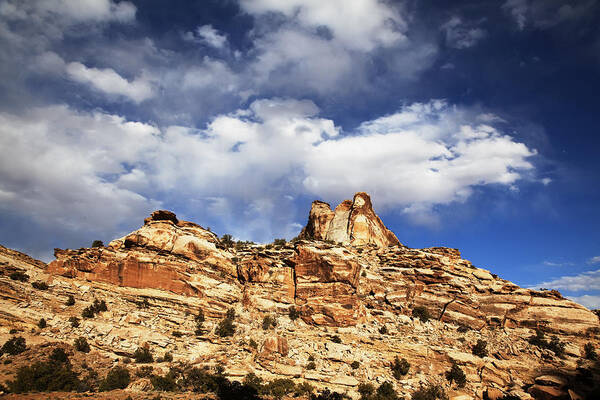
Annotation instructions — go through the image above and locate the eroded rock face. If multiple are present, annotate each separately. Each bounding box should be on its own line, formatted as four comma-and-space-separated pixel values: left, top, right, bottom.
299, 192, 401, 247
47, 214, 240, 315
293, 243, 363, 326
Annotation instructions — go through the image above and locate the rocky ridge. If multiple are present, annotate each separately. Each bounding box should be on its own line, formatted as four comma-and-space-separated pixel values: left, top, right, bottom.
0, 193, 599, 400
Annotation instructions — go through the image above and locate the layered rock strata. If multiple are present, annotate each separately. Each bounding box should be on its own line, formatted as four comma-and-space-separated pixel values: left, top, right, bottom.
299, 192, 401, 247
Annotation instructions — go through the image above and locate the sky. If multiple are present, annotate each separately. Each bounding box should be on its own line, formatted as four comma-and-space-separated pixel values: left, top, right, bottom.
0, 0, 599, 307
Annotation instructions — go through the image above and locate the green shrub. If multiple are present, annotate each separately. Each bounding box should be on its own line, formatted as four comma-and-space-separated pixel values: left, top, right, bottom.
136, 365, 154, 378
74, 337, 90, 353
66, 295, 75, 306
69, 316, 80, 328
358, 382, 375, 400
379, 325, 388, 335
82, 299, 108, 319
445, 363, 466, 387
374, 381, 400, 400
38, 318, 47, 329
273, 238, 287, 246
584, 342, 597, 360
472, 339, 488, 357
172, 331, 183, 338
133, 347, 154, 363
412, 306, 431, 322
220, 234, 234, 248
91, 240, 104, 248
391, 356, 410, 379
307, 361, 316, 370
163, 352, 173, 362
7, 360, 81, 393
264, 378, 296, 399
288, 306, 301, 320
31, 281, 49, 290
331, 335, 342, 344
49, 348, 69, 364
249, 338, 258, 349
9, 271, 29, 282
262, 315, 277, 330
310, 389, 347, 400
412, 384, 449, 400
216, 315, 236, 337
295, 381, 314, 397
82, 306, 95, 319
196, 308, 205, 323
151, 370, 178, 391
93, 299, 108, 312
99, 366, 130, 391
528, 329, 565, 357
351, 361, 360, 369
1, 336, 26, 355
308, 354, 315, 361
361, 270, 367, 277
226, 308, 236, 320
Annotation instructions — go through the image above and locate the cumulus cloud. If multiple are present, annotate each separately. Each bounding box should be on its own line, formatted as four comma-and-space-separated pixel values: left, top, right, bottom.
0, 0, 136, 25
441, 16, 486, 49
183, 25, 228, 48
567, 295, 600, 310
588, 256, 600, 265
66, 62, 154, 103
531, 269, 600, 292
0, 105, 160, 238
239, 0, 406, 51
0, 98, 539, 251
503, 0, 598, 30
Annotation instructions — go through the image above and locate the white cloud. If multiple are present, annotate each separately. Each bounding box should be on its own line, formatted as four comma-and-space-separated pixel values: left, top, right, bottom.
503, 0, 597, 30
184, 25, 228, 48
239, 0, 406, 51
503, 0, 528, 30
542, 260, 574, 267
0, 98, 539, 245
567, 295, 600, 310
66, 62, 154, 103
441, 16, 486, 49
0, 105, 160, 235
0, 0, 136, 24
588, 256, 600, 265
531, 269, 600, 292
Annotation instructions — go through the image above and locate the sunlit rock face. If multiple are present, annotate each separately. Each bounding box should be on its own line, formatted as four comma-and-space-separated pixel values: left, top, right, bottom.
4, 193, 600, 399
299, 192, 401, 247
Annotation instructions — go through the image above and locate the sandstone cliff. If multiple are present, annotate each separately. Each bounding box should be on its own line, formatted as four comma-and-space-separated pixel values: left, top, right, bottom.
299, 192, 401, 248
1, 195, 599, 400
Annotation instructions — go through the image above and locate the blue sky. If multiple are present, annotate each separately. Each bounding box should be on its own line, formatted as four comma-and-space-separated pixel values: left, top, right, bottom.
0, 0, 599, 307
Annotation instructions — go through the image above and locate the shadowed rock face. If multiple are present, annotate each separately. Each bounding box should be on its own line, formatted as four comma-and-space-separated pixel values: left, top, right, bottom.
299, 192, 401, 248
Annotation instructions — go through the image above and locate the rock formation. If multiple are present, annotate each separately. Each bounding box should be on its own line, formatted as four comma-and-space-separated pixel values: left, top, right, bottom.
299, 192, 401, 247
1, 193, 599, 400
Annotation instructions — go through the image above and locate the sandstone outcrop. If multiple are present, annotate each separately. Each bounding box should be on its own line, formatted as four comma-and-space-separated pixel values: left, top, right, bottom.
299, 192, 401, 247
1, 193, 600, 400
